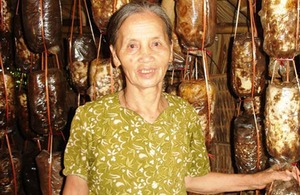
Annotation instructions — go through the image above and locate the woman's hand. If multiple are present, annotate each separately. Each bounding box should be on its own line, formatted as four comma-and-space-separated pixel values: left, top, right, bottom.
185, 165, 300, 194
292, 165, 300, 184
250, 164, 298, 190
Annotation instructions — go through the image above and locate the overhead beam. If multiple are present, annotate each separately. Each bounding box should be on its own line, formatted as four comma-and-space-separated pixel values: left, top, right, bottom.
217, 23, 249, 34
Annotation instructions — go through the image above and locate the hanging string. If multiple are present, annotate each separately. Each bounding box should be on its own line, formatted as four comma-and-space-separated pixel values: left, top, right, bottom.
249, 0, 257, 99
46, 133, 53, 195
201, 1, 212, 152
78, 0, 83, 35
83, 0, 96, 45
253, 0, 257, 10
202, 51, 211, 137
96, 34, 102, 61
251, 100, 260, 170
190, 56, 194, 79
248, 2, 261, 190
55, 54, 60, 70
180, 69, 184, 81
276, 58, 294, 83
32, 137, 42, 152
248, 0, 259, 152
15, 0, 20, 15
39, 0, 48, 54
36, 137, 42, 151
92, 33, 103, 100
201, 0, 207, 50
270, 59, 277, 84
60, 130, 66, 143
234, 0, 241, 39
45, 55, 53, 138
44, 53, 54, 195
38, 0, 53, 193
71, 0, 84, 105
41, 52, 44, 70
183, 50, 190, 81
203, 51, 210, 81
249, 1, 258, 37
47, 134, 50, 151
202, 52, 210, 88
69, 0, 77, 72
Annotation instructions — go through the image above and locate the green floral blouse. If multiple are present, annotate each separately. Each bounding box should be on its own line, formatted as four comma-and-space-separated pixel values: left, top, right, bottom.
63, 92, 210, 194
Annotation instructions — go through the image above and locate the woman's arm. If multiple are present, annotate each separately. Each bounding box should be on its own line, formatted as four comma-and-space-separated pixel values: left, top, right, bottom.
63, 175, 89, 195
185, 166, 298, 194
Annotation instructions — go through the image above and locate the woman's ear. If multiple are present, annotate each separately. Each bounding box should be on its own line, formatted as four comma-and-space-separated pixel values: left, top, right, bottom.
109, 45, 121, 67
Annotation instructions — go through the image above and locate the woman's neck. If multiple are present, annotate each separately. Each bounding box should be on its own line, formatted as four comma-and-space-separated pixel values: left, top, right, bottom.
119, 87, 168, 123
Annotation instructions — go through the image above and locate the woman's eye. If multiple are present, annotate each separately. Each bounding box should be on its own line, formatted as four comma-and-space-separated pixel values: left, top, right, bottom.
128, 44, 137, 49
153, 41, 160, 47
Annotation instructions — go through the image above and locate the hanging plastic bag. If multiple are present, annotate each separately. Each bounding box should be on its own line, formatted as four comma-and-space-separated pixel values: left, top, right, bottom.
231, 34, 266, 98
178, 80, 215, 152
265, 81, 300, 163
87, 58, 124, 100
0, 149, 22, 194
27, 68, 67, 135
234, 113, 267, 174
259, 0, 300, 58
0, 72, 16, 139
175, 0, 217, 49
36, 150, 64, 195
91, 0, 130, 33
69, 34, 97, 94
14, 15, 40, 72
22, 0, 62, 54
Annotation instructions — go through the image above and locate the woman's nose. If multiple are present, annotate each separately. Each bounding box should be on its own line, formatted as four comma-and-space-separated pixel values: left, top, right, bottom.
138, 46, 154, 62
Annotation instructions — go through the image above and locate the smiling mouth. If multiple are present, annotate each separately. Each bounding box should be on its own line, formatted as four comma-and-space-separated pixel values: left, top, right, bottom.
140, 69, 155, 73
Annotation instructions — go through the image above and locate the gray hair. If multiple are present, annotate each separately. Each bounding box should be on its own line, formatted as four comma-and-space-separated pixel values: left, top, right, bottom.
107, 1, 173, 47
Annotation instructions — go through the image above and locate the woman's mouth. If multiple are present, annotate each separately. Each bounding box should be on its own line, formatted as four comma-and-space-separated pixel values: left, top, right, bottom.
140, 69, 155, 74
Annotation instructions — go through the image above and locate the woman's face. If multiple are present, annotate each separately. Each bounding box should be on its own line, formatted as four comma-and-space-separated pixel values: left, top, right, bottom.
110, 11, 173, 90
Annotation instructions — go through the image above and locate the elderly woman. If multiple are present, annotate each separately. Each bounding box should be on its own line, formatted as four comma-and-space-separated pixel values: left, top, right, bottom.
63, 1, 298, 194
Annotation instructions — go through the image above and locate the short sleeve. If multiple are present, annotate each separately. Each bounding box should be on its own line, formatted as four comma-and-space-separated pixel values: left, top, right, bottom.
63, 106, 89, 181
187, 110, 210, 177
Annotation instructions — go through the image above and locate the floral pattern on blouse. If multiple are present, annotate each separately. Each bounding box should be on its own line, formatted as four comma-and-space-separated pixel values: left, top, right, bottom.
63, 92, 210, 195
